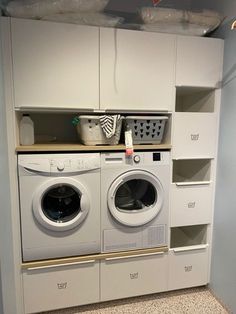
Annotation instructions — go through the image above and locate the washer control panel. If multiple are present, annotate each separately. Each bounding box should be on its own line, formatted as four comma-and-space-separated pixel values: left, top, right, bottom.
50, 156, 100, 173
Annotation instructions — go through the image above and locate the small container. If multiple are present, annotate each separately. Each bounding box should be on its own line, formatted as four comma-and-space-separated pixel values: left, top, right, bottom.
76, 115, 123, 146
125, 116, 168, 144
19, 114, 35, 145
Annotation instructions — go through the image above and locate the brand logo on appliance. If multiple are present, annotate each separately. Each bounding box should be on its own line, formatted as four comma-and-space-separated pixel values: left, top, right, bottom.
130, 272, 139, 279
188, 202, 196, 208
57, 282, 67, 289
184, 266, 193, 272
191, 134, 199, 141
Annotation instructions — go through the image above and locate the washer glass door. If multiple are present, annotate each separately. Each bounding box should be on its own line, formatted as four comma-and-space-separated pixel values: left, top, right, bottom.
108, 170, 164, 227
33, 178, 90, 231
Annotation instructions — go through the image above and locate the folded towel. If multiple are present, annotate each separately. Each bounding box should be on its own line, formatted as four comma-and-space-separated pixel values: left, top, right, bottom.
99, 115, 121, 139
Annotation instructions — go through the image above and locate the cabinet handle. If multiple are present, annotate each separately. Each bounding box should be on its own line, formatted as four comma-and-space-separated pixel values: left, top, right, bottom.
27, 260, 96, 271
175, 181, 211, 187
173, 244, 208, 253
105, 251, 165, 261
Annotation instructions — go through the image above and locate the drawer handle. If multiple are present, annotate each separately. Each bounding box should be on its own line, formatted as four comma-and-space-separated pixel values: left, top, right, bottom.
27, 259, 96, 271
105, 251, 165, 261
173, 244, 208, 253
175, 181, 211, 187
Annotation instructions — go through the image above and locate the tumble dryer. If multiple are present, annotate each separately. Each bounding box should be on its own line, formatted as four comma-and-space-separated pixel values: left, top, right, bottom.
101, 151, 170, 253
18, 153, 100, 261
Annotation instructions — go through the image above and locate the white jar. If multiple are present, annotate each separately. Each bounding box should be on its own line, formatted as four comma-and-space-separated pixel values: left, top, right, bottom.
19, 114, 35, 145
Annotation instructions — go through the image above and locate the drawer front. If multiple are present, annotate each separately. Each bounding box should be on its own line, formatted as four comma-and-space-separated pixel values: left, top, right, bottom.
168, 247, 209, 291
23, 261, 99, 313
173, 113, 217, 158
101, 253, 168, 301
171, 184, 213, 227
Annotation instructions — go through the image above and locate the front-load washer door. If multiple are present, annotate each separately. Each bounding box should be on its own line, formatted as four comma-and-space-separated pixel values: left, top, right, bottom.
33, 177, 90, 232
107, 170, 164, 227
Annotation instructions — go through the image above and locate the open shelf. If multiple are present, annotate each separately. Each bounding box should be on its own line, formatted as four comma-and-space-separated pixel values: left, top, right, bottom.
173, 159, 211, 184
175, 87, 215, 113
170, 225, 208, 249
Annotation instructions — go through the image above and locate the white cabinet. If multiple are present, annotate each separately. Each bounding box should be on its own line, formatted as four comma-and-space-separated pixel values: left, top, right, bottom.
100, 28, 176, 112
171, 159, 213, 227
11, 18, 99, 109
23, 261, 99, 313
168, 247, 209, 290
176, 36, 223, 88
168, 225, 209, 290
171, 183, 213, 227
173, 88, 217, 159
100, 253, 168, 301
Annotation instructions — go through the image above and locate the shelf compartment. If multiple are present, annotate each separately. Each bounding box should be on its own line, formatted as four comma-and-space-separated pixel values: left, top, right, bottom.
173, 159, 211, 184
23, 260, 99, 314
170, 225, 208, 249
100, 252, 168, 302
15, 112, 172, 150
175, 87, 215, 113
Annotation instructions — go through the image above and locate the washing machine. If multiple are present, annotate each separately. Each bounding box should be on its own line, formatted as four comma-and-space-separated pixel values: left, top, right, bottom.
101, 151, 170, 253
18, 153, 101, 262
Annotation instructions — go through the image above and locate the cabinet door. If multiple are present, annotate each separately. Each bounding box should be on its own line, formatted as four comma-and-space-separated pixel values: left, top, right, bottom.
172, 112, 217, 158
168, 247, 209, 290
101, 253, 168, 301
23, 261, 99, 313
100, 28, 176, 112
11, 18, 99, 109
176, 36, 223, 88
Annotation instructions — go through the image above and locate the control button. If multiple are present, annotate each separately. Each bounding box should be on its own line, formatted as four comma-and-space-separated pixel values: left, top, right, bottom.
133, 155, 141, 164
57, 161, 65, 171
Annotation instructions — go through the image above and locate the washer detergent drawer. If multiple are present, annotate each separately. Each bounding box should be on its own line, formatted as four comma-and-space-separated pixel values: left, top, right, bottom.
171, 183, 213, 227
23, 261, 99, 314
100, 252, 168, 302
168, 246, 209, 291
172, 113, 217, 158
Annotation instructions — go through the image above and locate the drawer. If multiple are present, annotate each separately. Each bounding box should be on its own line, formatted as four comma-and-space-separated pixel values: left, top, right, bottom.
171, 183, 213, 227
168, 246, 209, 291
173, 113, 217, 158
101, 252, 168, 301
23, 260, 99, 313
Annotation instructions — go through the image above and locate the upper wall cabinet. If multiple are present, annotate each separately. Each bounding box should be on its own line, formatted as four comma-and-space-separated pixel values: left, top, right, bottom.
11, 18, 99, 110
100, 28, 176, 112
176, 36, 224, 88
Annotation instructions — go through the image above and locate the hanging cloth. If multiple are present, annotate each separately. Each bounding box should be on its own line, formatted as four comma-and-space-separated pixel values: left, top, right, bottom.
99, 115, 121, 138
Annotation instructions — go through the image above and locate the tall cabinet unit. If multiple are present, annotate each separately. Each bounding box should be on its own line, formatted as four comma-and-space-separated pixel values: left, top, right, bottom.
0, 16, 224, 314
169, 36, 223, 290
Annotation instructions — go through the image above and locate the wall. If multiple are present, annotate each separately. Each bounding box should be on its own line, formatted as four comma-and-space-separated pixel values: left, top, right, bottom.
208, 1, 236, 312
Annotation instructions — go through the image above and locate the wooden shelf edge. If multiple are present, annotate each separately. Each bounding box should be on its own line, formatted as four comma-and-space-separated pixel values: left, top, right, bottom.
21, 246, 169, 270
16, 143, 172, 152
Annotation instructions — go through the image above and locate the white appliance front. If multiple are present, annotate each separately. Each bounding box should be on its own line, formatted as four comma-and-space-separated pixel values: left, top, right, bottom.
101, 151, 170, 253
18, 153, 100, 261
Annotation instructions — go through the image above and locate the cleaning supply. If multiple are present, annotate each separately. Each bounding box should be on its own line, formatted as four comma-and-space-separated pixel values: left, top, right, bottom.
19, 114, 35, 145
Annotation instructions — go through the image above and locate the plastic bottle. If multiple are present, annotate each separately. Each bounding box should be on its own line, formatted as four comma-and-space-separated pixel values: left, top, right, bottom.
19, 114, 35, 145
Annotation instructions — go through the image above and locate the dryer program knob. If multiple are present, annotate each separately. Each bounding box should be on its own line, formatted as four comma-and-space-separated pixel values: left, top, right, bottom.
133, 155, 141, 164
57, 161, 65, 171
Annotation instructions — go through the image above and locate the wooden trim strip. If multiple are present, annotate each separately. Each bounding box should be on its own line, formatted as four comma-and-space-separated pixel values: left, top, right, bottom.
21, 246, 168, 270
16, 143, 172, 152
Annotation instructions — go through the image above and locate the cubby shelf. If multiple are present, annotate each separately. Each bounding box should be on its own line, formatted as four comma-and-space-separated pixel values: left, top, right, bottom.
16, 143, 172, 153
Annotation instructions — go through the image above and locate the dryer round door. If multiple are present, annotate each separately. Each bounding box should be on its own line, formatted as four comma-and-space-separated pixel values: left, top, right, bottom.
33, 177, 90, 232
107, 170, 164, 227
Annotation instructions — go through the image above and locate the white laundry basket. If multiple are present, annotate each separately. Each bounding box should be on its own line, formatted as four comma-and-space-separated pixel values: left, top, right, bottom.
76, 115, 123, 146
125, 116, 168, 144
